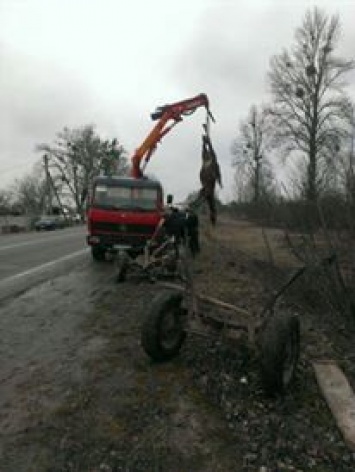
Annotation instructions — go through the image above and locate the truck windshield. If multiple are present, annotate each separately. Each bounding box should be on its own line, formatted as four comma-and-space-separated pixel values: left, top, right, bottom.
93, 184, 159, 211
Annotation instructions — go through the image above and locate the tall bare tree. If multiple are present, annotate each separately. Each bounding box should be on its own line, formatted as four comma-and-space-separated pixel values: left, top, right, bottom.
37, 125, 128, 217
232, 105, 275, 203
0, 189, 13, 215
339, 105, 355, 203
11, 163, 47, 215
268, 7, 354, 201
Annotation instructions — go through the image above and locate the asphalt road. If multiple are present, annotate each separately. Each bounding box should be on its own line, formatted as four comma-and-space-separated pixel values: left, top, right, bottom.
0, 226, 89, 302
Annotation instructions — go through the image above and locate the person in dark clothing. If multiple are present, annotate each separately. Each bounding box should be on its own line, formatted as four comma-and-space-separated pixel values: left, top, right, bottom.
162, 206, 200, 257
185, 209, 200, 257
162, 207, 185, 241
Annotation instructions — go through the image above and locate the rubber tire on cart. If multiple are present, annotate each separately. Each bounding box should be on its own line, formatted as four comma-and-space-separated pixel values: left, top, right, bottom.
115, 253, 129, 283
91, 246, 106, 262
260, 312, 300, 396
141, 291, 186, 361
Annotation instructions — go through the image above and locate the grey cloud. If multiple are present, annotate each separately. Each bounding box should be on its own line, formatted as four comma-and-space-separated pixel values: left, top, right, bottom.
0, 46, 98, 186
1, 1, 354, 204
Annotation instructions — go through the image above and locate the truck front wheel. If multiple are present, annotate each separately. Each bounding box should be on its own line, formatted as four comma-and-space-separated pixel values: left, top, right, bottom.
91, 246, 106, 262
115, 252, 129, 282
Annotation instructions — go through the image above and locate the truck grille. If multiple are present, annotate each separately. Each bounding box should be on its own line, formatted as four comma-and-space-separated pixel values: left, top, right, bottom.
90, 221, 157, 247
91, 222, 155, 235
94, 233, 150, 247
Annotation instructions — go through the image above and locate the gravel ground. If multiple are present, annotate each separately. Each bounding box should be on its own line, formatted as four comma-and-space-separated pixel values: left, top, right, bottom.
1, 218, 355, 471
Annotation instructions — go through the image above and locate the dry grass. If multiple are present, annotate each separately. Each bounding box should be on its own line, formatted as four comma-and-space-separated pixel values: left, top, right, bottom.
204, 217, 299, 268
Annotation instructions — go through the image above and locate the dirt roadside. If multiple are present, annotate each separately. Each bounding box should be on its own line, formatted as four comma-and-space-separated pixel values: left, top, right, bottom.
1, 217, 355, 471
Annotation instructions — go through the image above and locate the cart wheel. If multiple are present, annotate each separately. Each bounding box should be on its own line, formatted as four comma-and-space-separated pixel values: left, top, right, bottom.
260, 312, 300, 396
115, 253, 129, 283
141, 291, 186, 361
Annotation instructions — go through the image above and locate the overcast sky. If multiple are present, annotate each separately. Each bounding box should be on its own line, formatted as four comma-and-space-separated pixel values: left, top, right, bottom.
1, 0, 355, 202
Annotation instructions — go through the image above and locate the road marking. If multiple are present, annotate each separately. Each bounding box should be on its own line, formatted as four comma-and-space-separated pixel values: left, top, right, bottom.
0, 248, 89, 284
0, 231, 85, 252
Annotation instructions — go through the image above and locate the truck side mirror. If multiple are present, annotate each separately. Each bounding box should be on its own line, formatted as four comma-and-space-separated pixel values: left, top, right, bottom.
166, 194, 173, 205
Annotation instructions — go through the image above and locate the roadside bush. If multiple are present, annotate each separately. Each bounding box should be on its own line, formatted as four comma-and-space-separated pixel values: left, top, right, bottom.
228, 193, 354, 232
228, 192, 355, 321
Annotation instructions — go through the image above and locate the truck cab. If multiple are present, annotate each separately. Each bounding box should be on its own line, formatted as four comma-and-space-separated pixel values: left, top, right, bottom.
87, 176, 163, 260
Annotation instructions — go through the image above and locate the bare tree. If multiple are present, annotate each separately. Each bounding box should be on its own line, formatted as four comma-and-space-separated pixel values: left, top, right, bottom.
0, 189, 13, 215
232, 105, 275, 203
338, 105, 355, 203
11, 163, 46, 215
37, 125, 128, 217
268, 7, 354, 202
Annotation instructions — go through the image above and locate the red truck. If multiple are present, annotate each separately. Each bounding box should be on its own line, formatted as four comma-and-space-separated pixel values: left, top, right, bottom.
87, 93, 213, 261
87, 176, 163, 260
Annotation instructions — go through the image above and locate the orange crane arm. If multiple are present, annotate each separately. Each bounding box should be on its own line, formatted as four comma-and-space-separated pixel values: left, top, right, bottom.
131, 93, 213, 178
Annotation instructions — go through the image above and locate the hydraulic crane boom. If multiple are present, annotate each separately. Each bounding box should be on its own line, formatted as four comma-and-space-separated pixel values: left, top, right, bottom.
131, 93, 214, 178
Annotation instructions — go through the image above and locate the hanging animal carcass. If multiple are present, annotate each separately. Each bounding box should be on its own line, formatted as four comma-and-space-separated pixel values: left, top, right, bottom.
198, 132, 222, 225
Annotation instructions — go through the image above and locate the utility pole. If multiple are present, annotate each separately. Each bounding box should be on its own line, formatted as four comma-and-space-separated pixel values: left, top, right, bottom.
43, 153, 68, 219
43, 154, 52, 215
254, 152, 262, 204
349, 107, 355, 204
249, 112, 263, 204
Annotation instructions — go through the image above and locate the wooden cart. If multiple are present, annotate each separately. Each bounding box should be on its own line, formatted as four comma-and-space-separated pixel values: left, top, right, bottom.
140, 243, 335, 396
